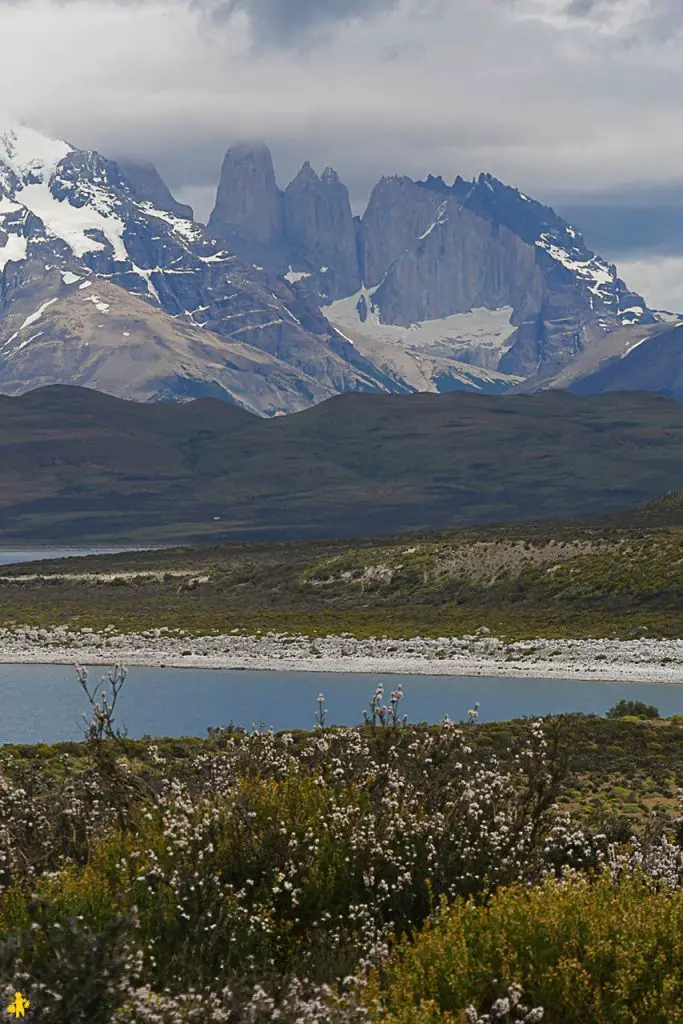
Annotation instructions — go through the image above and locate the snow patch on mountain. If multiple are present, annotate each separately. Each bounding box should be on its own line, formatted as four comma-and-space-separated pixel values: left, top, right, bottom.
20, 297, 58, 332
418, 201, 449, 240
0, 233, 27, 272
0, 118, 71, 187
138, 202, 204, 245
18, 182, 127, 261
324, 290, 517, 369
84, 294, 111, 314
536, 232, 613, 297
621, 336, 649, 359
284, 269, 311, 283
534, 230, 649, 325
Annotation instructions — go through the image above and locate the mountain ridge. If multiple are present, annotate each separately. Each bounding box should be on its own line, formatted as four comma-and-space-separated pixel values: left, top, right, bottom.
0, 120, 677, 413
0, 118, 399, 413
207, 142, 658, 390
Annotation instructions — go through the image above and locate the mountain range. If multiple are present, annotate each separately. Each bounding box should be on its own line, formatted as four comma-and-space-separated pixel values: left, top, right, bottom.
0, 118, 679, 413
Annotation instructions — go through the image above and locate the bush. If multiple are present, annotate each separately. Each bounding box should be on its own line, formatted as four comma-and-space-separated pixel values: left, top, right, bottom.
605, 700, 660, 720
373, 874, 683, 1023
5, 670, 683, 1023
0, 702, 566, 1022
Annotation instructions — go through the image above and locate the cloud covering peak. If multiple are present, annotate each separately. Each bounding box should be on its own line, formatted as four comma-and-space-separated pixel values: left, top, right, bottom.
0, 0, 682, 221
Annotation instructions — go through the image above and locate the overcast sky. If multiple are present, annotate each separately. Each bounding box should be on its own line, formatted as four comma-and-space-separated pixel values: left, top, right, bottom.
3, 0, 683, 306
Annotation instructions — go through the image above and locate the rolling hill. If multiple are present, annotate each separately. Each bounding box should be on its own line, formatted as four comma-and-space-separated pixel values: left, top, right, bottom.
2, 386, 683, 543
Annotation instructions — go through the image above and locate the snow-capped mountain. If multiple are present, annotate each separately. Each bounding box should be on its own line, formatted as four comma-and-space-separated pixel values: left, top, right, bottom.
208, 146, 656, 388
0, 122, 667, 411
0, 119, 397, 413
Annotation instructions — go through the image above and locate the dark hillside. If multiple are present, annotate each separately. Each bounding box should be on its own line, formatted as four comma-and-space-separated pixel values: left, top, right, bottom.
2, 386, 683, 542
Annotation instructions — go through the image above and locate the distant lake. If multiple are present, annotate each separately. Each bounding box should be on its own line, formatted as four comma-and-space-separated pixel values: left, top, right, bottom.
0, 665, 682, 745
0, 547, 153, 566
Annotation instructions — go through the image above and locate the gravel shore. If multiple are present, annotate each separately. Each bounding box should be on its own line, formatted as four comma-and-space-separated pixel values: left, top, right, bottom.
1, 626, 683, 683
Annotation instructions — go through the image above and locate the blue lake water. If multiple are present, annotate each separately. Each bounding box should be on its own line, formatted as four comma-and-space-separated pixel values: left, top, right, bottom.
1, 664, 682, 745
0, 547, 151, 566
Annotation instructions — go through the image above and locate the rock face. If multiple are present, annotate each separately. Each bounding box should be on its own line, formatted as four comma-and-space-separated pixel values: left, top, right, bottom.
116, 159, 193, 219
362, 178, 544, 327
0, 120, 396, 414
207, 145, 361, 301
347, 171, 653, 381
207, 142, 653, 388
283, 162, 361, 301
207, 142, 286, 274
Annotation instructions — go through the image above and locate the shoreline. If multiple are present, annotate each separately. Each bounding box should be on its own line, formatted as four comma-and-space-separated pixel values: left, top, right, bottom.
1, 627, 683, 684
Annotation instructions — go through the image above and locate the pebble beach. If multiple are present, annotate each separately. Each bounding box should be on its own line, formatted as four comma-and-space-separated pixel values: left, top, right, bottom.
2, 626, 683, 683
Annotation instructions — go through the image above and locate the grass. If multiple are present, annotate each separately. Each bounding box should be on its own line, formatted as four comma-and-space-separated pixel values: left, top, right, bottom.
6, 500, 683, 637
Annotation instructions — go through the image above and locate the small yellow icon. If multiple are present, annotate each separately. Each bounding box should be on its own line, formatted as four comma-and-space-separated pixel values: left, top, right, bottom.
6, 992, 30, 1018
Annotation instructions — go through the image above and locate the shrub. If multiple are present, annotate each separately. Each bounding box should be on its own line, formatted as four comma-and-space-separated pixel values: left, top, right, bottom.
0, 690, 567, 1021
605, 700, 660, 720
372, 873, 683, 1023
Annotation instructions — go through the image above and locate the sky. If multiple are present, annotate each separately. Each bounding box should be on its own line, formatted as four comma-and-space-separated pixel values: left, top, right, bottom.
2, 0, 683, 307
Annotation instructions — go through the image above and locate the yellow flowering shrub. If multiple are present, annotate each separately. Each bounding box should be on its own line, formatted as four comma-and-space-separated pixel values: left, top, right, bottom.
373, 874, 683, 1024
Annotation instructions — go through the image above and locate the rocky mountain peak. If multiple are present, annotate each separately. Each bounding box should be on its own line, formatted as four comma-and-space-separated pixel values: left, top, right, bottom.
292, 160, 319, 184
360, 174, 442, 289
0, 123, 663, 413
318, 158, 655, 387
0, 122, 398, 414
0, 117, 71, 195
117, 159, 193, 220
281, 159, 361, 301
207, 140, 286, 273
416, 173, 451, 195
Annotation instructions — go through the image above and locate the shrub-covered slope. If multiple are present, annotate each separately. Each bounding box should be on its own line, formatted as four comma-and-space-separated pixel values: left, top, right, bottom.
6, 493, 683, 637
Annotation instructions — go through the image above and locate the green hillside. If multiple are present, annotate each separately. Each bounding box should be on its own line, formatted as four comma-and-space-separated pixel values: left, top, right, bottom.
5, 492, 683, 637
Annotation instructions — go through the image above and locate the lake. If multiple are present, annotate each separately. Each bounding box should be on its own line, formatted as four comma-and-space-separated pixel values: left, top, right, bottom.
0, 664, 682, 744
0, 547, 152, 566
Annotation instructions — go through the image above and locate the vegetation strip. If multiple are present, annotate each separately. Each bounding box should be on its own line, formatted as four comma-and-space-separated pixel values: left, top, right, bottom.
3, 672, 683, 1022
6, 493, 683, 643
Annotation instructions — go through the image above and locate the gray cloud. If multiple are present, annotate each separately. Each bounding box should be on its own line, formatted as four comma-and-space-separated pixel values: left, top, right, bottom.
1, 0, 683, 304
206, 0, 396, 44
565, 0, 599, 13
1, 0, 680, 197
516, 0, 683, 42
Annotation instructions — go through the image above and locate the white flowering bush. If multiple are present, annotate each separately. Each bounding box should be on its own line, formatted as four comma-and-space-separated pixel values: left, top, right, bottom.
465, 984, 544, 1022
1, 672, 683, 1021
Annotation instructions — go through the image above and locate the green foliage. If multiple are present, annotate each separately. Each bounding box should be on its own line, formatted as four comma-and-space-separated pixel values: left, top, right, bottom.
0, 714, 564, 1021
373, 874, 683, 1023
606, 700, 660, 720
3, 707, 683, 1021
6, 506, 683, 638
